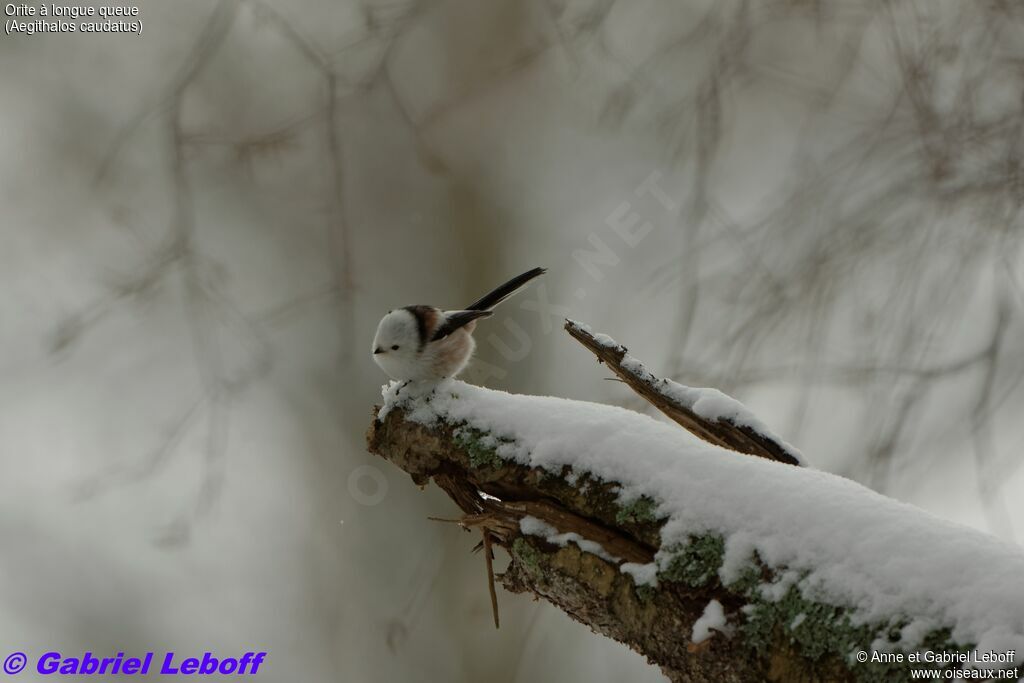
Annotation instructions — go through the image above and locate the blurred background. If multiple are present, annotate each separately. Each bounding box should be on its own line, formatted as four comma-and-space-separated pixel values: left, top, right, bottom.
3, 0, 1024, 680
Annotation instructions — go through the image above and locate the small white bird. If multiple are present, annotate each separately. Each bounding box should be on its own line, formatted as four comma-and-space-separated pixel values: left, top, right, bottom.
372, 267, 546, 381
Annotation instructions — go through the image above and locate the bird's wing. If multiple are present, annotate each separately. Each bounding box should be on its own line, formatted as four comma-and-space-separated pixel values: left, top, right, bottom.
431, 309, 493, 341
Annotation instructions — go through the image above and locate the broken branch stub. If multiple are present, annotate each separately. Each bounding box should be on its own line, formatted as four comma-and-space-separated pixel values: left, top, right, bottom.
563, 319, 803, 466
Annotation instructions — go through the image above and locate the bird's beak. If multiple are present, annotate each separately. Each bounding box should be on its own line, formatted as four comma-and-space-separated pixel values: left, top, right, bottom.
373, 347, 384, 355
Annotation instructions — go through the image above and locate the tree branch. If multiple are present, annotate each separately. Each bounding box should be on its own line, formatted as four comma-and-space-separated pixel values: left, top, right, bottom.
564, 319, 803, 466
366, 401, 862, 682
365, 332, 829, 680
365, 321, 994, 682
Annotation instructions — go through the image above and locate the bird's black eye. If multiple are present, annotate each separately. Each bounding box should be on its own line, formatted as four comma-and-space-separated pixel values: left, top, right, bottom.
391, 345, 400, 351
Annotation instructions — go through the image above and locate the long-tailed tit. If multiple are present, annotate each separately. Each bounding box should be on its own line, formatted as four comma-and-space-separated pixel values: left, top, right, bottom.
372, 267, 546, 381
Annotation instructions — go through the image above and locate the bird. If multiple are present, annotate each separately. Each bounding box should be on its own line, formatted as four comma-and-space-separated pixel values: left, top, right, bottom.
371, 267, 546, 381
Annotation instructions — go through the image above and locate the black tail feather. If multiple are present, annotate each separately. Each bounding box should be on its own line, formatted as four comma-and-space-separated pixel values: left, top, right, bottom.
466, 267, 546, 311
431, 309, 493, 341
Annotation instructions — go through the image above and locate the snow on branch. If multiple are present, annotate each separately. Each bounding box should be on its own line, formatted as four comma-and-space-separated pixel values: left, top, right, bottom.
365, 321, 1024, 683
564, 319, 804, 466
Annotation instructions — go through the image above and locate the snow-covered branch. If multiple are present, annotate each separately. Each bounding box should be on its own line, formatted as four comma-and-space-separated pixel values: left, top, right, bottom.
564, 319, 804, 466
365, 322, 1024, 683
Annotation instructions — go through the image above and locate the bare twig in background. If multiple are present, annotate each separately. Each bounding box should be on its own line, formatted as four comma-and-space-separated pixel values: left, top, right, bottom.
580, 0, 1024, 535
74, 0, 441, 536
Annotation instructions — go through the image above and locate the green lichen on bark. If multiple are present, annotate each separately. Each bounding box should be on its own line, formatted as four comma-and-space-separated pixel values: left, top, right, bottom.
742, 583, 972, 683
435, 416, 663, 546
651, 534, 976, 683
511, 537, 545, 578
635, 583, 657, 603
660, 534, 726, 587
452, 426, 509, 469
615, 495, 660, 525
742, 584, 866, 659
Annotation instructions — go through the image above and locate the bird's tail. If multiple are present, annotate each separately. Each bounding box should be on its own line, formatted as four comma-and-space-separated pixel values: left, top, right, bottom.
465, 267, 546, 311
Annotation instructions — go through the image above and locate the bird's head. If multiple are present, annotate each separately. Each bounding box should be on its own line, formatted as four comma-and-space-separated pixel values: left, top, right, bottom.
372, 309, 420, 379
